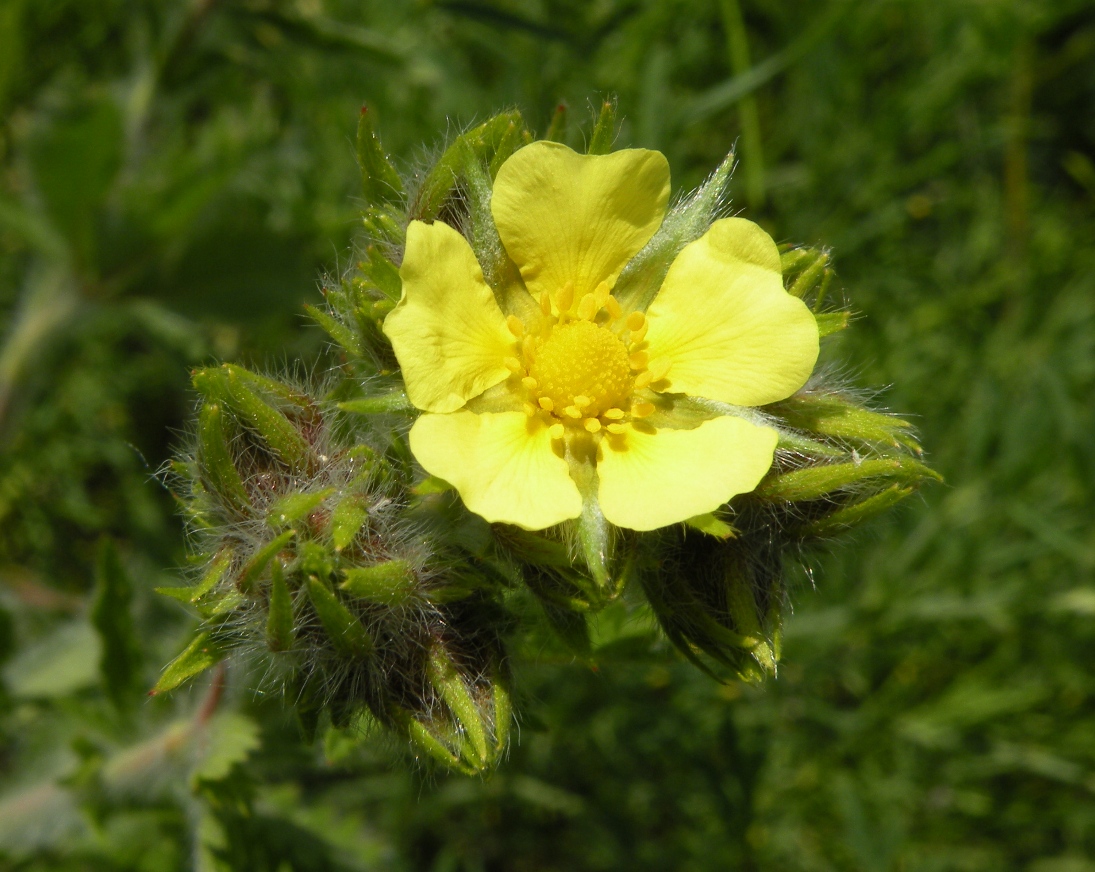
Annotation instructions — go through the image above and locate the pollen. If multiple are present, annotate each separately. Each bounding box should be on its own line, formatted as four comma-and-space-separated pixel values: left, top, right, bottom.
530, 320, 633, 418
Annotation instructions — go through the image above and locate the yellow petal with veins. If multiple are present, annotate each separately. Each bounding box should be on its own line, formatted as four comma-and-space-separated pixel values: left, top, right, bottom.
491, 142, 670, 307
383, 221, 513, 413
597, 416, 778, 531
644, 218, 819, 407
409, 411, 582, 530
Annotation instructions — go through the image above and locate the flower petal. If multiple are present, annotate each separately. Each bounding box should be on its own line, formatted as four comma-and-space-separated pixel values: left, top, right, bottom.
597, 417, 777, 531
410, 411, 582, 530
383, 220, 514, 413
644, 218, 819, 407
491, 141, 670, 306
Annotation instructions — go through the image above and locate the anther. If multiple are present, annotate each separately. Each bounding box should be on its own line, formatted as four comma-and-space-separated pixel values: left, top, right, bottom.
633, 371, 653, 389
629, 321, 648, 345
647, 357, 671, 382
564, 405, 583, 419
631, 402, 655, 418
606, 423, 627, 435
576, 293, 597, 321
538, 397, 554, 412
584, 418, 602, 433
605, 296, 622, 320
540, 291, 552, 316
506, 315, 525, 338
603, 407, 625, 420
522, 376, 538, 391
524, 403, 537, 416
522, 335, 538, 360
557, 282, 574, 314
594, 282, 611, 310
629, 351, 649, 370
504, 356, 523, 374
549, 423, 565, 440
626, 311, 646, 332
573, 395, 591, 408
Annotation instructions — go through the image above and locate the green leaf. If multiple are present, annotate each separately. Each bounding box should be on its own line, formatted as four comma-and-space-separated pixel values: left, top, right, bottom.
91, 539, 141, 709
356, 105, 404, 204
191, 712, 261, 785
307, 579, 373, 659
152, 631, 224, 695
4, 621, 99, 699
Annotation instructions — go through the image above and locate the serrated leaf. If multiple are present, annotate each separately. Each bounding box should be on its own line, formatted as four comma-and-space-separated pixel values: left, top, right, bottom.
191, 712, 261, 785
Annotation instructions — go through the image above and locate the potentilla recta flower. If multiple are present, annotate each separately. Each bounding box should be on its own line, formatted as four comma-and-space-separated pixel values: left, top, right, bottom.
383, 142, 819, 531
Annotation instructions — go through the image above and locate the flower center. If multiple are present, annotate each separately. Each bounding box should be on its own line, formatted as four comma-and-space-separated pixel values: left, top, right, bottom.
530, 321, 631, 417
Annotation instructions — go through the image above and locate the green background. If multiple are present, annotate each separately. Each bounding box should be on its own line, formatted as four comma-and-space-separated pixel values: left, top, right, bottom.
2, 0, 1094, 869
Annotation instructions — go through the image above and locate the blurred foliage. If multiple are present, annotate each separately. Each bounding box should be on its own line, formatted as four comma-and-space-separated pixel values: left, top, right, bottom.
1, 0, 1094, 869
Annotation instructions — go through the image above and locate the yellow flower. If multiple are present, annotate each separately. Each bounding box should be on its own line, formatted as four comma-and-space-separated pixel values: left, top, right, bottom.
383, 142, 818, 532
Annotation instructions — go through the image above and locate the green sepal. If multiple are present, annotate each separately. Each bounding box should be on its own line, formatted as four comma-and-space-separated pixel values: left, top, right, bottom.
193, 367, 313, 473
587, 99, 617, 155
155, 549, 232, 605
578, 493, 613, 597
152, 630, 225, 695
362, 205, 405, 245
772, 393, 921, 451
197, 402, 251, 513
239, 530, 296, 593
330, 494, 369, 551
306, 578, 373, 659
360, 244, 402, 302
305, 303, 363, 358
775, 430, 845, 458
757, 456, 941, 502
340, 560, 416, 603
428, 651, 488, 769
400, 711, 478, 775
545, 102, 568, 142
491, 675, 511, 754
784, 248, 831, 299
816, 310, 850, 337
266, 490, 334, 528
495, 527, 573, 567
266, 560, 295, 652
613, 147, 736, 313
804, 484, 915, 536
298, 540, 335, 583
685, 513, 737, 539
338, 389, 413, 415
725, 571, 776, 676
356, 106, 403, 204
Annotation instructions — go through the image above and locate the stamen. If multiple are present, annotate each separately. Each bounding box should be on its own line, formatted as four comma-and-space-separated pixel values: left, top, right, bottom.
633, 371, 653, 389
524, 402, 537, 416
605, 296, 622, 320
540, 291, 552, 316
504, 356, 523, 374
538, 397, 554, 412
573, 394, 591, 408
631, 402, 655, 418
549, 423, 565, 440
506, 315, 525, 338
563, 405, 583, 419
576, 293, 597, 321
629, 351, 649, 370
629, 321, 648, 345
584, 418, 602, 433
626, 311, 646, 332
647, 357, 672, 382
606, 423, 627, 435
603, 407, 625, 420
522, 376, 538, 391
557, 282, 574, 314
594, 282, 611, 310
522, 336, 538, 360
